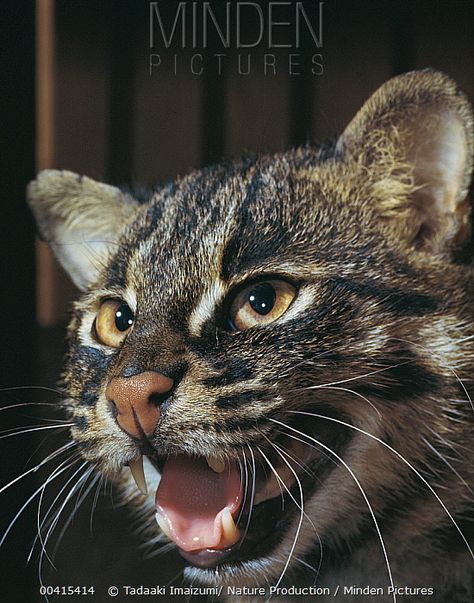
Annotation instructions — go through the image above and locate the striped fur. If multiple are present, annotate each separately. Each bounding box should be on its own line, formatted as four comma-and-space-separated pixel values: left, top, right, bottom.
28, 70, 473, 601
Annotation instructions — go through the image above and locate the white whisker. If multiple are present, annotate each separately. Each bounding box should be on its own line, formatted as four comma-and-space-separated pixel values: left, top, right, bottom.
391, 337, 474, 413
143, 541, 176, 560
236, 448, 249, 527
31, 455, 86, 564
318, 385, 383, 420
421, 438, 473, 496
0, 423, 74, 441
89, 474, 104, 535
269, 417, 397, 603
38, 462, 92, 588
239, 445, 257, 548
0, 441, 76, 495
290, 410, 474, 561
291, 359, 414, 391
0, 386, 63, 395
1, 456, 79, 550
257, 444, 305, 590
0, 401, 62, 412
52, 471, 100, 560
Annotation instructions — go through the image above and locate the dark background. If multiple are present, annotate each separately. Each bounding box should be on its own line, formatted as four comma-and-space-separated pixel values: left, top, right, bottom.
1, 1, 473, 602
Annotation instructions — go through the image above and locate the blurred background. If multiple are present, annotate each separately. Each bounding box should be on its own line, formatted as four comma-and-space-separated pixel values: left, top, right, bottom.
1, 1, 473, 601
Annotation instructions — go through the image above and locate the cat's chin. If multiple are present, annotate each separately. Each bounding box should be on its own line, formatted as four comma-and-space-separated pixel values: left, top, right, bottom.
178, 545, 238, 568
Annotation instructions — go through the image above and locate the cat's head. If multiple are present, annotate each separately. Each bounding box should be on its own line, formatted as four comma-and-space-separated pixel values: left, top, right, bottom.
28, 70, 473, 587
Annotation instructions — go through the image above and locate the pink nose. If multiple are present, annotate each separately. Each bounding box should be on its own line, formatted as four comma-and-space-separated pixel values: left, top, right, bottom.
106, 371, 174, 438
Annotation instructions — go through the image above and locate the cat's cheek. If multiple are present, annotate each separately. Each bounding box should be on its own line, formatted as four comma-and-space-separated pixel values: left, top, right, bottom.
69, 393, 138, 474
153, 394, 226, 455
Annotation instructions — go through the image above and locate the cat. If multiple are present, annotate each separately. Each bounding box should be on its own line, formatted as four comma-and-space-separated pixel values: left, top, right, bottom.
26, 70, 473, 602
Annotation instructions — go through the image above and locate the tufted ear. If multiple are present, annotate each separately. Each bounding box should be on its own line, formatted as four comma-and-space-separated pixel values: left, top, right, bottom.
27, 170, 141, 290
337, 70, 473, 254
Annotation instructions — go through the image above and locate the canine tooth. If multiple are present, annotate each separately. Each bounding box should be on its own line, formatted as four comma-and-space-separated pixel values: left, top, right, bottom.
155, 512, 173, 540
221, 508, 240, 545
207, 456, 225, 473
129, 457, 148, 495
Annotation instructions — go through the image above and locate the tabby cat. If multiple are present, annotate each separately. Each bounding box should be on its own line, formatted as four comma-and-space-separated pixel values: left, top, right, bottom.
27, 70, 473, 602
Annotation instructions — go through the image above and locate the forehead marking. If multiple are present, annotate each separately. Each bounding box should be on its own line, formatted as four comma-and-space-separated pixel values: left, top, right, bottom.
188, 279, 227, 337
128, 237, 156, 282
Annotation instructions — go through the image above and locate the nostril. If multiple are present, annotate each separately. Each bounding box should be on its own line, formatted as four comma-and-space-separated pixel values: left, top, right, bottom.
108, 399, 118, 419
149, 391, 171, 406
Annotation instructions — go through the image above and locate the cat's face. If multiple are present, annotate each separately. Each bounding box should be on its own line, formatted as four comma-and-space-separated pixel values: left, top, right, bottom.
28, 71, 474, 589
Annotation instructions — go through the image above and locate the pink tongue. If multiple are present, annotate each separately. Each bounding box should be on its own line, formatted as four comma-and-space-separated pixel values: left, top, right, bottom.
155, 455, 241, 552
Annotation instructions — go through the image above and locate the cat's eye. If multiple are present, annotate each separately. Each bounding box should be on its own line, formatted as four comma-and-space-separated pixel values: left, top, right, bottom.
228, 280, 296, 331
94, 300, 135, 347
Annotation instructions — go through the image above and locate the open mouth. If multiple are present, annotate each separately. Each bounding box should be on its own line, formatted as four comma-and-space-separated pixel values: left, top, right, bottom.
125, 421, 341, 570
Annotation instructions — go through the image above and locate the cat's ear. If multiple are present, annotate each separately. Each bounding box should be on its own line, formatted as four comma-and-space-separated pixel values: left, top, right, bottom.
27, 170, 141, 290
337, 70, 473, 253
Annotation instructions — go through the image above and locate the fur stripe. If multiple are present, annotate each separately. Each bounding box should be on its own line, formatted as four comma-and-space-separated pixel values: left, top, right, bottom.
201, 358, 255, 387
328, 276, 440, 316
215, 389, 270, 409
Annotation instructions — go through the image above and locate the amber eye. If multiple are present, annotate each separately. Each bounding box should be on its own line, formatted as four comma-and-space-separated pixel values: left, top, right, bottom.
228, 280, 296, 331
94, 300, 135, 347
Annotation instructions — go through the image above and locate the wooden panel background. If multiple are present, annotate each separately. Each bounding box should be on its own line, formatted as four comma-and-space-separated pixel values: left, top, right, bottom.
38, 0, 473, 326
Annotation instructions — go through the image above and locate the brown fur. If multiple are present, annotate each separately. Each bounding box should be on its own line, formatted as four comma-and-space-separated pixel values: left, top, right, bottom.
28, 70, 473, 602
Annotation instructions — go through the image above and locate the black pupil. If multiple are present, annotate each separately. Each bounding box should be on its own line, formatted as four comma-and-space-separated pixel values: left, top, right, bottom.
115, 303, 134, 331
248, 283, 276, 315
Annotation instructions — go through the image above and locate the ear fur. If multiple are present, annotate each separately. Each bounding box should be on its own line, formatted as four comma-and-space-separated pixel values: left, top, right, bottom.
27, 170, 140, 290
337, 70, 473, 254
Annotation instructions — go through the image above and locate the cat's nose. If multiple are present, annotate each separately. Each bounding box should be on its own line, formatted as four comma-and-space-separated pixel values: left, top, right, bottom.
105, 371, 174, 438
